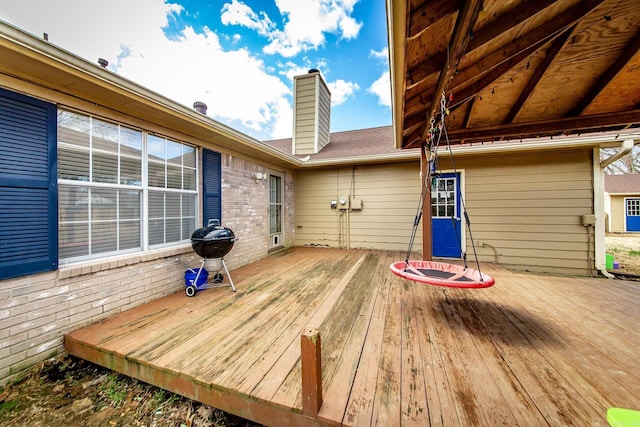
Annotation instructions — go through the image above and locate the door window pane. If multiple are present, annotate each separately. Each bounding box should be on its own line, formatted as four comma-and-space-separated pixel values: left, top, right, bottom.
431, 177, 456, 218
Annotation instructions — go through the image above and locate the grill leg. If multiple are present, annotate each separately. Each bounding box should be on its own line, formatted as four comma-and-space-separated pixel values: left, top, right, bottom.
193, 259, 207, 287
221, 258, 236, 292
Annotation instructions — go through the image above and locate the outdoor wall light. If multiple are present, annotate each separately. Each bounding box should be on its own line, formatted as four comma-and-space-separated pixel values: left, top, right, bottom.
252, 172, 266, 183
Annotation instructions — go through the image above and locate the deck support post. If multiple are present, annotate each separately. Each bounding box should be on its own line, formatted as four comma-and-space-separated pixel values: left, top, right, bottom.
301, 328, 323, 417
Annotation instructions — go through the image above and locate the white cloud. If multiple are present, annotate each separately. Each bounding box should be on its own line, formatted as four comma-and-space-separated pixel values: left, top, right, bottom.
368, 71, 391, 107
0, 0, 183, 67
221, 0, 274, 36
0, 0, 294, 140
369, 47, 389, 63
279, 58, 329, 84
221, 0, 363, 58
367, 48, 390, 107
328, 79, 359, 106
116, 26, 290, 135
270, 98, 294, 139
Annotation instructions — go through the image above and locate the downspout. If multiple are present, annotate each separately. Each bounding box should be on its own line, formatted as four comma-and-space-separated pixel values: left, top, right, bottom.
595, 139, 635, 278
601, 139, 634, 169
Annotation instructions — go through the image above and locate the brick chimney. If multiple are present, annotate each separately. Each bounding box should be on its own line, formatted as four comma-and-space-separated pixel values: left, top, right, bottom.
292, 69, 331, 155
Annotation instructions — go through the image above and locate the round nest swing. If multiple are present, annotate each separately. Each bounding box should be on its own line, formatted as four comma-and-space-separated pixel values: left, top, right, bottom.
390, 91, 495, 290
390, 260, 495, 289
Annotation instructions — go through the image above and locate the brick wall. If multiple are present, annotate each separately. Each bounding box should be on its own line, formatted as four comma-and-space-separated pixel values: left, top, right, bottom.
220, 154, 269, 267
284, 171, 296, 248
0, 245, 197, 385
0, 152, 295, 386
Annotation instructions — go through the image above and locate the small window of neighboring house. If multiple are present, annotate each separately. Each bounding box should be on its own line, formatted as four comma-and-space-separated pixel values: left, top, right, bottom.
0, 88, 58, 280
57, 109, 197, 263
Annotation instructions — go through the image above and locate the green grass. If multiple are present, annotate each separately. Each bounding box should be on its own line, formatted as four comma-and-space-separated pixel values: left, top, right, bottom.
629, 250, 640, 257
0, 400, 20, 417
102, 373, 127, 407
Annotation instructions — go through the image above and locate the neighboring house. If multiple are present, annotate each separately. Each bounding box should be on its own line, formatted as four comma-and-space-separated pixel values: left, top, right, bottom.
1, 20, 639, 385
604, 174, 640, 232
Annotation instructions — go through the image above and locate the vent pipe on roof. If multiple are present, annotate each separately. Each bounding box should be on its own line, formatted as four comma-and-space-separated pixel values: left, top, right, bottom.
193, 101, 208, 115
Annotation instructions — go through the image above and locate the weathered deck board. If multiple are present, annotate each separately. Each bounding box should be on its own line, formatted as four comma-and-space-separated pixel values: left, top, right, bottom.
341, 251, 393, 426
65, 247, 640, 426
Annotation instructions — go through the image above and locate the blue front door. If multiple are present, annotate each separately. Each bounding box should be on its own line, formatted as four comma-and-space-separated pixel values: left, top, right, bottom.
431, 173, 462, 258
626, 198, 640, 231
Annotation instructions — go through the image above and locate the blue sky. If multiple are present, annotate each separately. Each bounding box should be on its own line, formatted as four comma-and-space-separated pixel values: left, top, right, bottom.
0, 0, 391, 141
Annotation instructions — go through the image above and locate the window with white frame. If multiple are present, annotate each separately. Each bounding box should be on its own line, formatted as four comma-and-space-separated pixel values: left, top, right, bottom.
57, 110, 197, 262
431, 176, 456, 218
627, 199, 640, 216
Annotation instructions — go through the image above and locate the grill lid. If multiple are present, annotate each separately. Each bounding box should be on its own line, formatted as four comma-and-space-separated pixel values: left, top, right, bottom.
191, 219, 236, 258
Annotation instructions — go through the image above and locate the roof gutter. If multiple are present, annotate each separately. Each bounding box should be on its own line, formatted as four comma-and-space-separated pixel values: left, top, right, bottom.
0, 20, 302, 168
386, 0, 406, 150
298, 150, 421, 167
296, 132, 640, 168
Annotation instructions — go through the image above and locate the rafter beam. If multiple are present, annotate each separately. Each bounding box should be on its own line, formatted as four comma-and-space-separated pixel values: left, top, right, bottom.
408, 0, 461, 38
570, 29, 640, 116
449, 0, 603, 107
419, 0, 483, 145
406, 0, 556, 88
505, 25, 575, 124
448, 33, 551, 110
446, 109, 640, 143
403, 0, 605, 148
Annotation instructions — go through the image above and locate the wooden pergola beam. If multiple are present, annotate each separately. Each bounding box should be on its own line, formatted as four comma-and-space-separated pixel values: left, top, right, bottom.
420, 0, 483, 144
406, 0, 556, 89
419, 0, 482, 262
404, 0, 605, 148
446, 109, 640, 143
408, 0, 461, 38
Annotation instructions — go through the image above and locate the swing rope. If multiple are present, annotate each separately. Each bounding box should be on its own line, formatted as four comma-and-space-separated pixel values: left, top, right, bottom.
400, 91, 490, 285
440, 97, 486, 282
403, 112, 445, 266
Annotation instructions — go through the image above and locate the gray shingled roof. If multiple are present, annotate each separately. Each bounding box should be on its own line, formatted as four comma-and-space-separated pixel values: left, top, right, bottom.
605, 174, 640, 194
264, 125, 420, 160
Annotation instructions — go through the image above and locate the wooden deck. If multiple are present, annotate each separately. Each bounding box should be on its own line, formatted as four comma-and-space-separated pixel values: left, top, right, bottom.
64, 247, 640, 426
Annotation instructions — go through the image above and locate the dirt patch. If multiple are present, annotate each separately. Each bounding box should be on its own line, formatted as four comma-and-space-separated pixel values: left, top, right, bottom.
0, 355, 263, 427
606, 233, 640, 277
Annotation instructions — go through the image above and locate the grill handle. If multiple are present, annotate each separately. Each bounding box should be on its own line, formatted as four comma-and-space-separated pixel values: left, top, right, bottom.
191, 237, 237, 242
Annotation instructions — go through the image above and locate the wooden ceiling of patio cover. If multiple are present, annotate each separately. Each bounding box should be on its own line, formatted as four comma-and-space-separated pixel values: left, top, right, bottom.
391, 0, 640, 148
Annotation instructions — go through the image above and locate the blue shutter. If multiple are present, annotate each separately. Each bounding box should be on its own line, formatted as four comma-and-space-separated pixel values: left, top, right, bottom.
0, 88, 58, 280
202, 149, 221, 226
